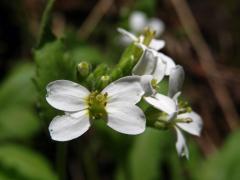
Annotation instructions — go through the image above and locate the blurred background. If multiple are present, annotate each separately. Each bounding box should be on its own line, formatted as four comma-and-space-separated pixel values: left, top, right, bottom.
0, 0, 240, 179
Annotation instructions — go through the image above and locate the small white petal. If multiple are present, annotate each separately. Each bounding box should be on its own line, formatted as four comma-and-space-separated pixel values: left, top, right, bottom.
175, 127, 189, 159
157, 53, 176, 75
140, 75, 155, 96
149, 39, 165, 51
154, 56, 166, 83
129, 11, 147, 33
106, 103, 146, 135
117, 28, 138, 42
49, 110, 90, 141
133, 49, 166, 83
148, 18, 165, 36
46, 80, 90, 111
144, 93, 177, 115
102, 76, 144, 105
168, 65, 185, 98
132, 49, 158, 76
176, 111, 203, 136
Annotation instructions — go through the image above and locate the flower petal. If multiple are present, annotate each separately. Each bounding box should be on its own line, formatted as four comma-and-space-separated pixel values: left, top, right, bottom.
157, 53, 176, 75
175, 127, 189, 159
102, 76, 144, 104
168, 65, 185, 98
49, 110, 90, 141
117, 28, 138, 42
140, 75, 155, 96
129, 11, 147, 33
132, 49, 158, 75
149, 39, 165, 51
144, 93, 177, 114
106, 103, 146, 135
154, 56, 166, 83
46, 80, 90, 111
133, 49, 166, 83
176, 111, 203, 136
148, 18, 165, 37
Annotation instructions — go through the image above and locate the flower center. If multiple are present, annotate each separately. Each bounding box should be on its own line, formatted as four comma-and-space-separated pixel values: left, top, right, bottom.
87, 91, 108, 121
151, 79, 158, 89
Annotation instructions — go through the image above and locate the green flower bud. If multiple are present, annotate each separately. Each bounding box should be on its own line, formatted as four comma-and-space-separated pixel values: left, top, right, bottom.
77, 61, 91, 77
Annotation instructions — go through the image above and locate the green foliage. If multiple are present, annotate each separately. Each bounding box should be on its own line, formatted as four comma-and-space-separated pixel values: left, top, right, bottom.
0, 63, 40, 140
135, 0, 157, 16
34, 39, 76, 121
0, 107, 39, 140
127, 129, 164, 180
0, 144, 57, 180
197, 130, 240, 180
115, 128, 203, 180
36, 0, 55, 49
69, 45, 106, 66
0, 63, 36, 107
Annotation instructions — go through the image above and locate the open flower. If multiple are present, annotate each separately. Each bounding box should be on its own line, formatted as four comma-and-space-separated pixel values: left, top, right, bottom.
117, 28, 165, 51
46, 76, 147, 141
144, 66, 203, 158
133, 43, 176, 78
129, 11, 165, 37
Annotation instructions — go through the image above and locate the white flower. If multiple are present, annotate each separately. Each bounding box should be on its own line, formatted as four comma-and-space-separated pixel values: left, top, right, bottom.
147, 18, 165, 37
133, 44, 176, 78
117, 29, 175, 79
129, 11, 147, 33
117, 28, 165, 51
46, 76, 147, 141
129, 11, 165, 37
144, 66, 203, 158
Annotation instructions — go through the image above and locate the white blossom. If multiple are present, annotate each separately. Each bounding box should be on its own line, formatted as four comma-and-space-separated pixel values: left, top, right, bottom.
133, 43, 176, 78
117, 28, 165, 51
46, 76, 147, 141
129, 11, 147, 33
144, 66, 203, 158
129, 11, 165, 37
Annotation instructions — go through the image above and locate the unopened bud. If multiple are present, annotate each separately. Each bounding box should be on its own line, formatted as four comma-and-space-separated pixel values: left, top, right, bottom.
99, 75, 111, 89
77, 62, 91, 77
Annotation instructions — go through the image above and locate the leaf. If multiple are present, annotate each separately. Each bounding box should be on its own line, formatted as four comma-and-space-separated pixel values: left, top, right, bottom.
128, 128, 163, 180
0, 106, 40, 140
34, 39, 76, 121
69, 45, 107, 66
0, 144, 57, 180
197, 130, 240, 180
0, 63, 40, 140
0, 63, 36, 107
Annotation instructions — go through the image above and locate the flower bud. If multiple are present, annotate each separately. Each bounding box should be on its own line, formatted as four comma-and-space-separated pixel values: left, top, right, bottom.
77, 61, 91, 77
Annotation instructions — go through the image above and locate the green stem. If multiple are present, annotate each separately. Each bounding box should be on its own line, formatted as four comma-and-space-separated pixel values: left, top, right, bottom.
36, 0, 55, 48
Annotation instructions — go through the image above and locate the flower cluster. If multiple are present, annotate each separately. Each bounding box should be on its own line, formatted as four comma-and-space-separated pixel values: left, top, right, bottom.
46, 24, 203, 158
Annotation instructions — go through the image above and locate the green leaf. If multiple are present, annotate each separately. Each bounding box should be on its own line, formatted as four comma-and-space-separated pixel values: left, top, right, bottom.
34, 39, 76, 121
0, 63, 40, 140
197, 130, 240, 180
0, 63, 36, 107
128, 129, 163, 180
35, 39, 75, 89
0, 106, 40, 140
0, 144, 57, 180
69, 45, 107, 66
